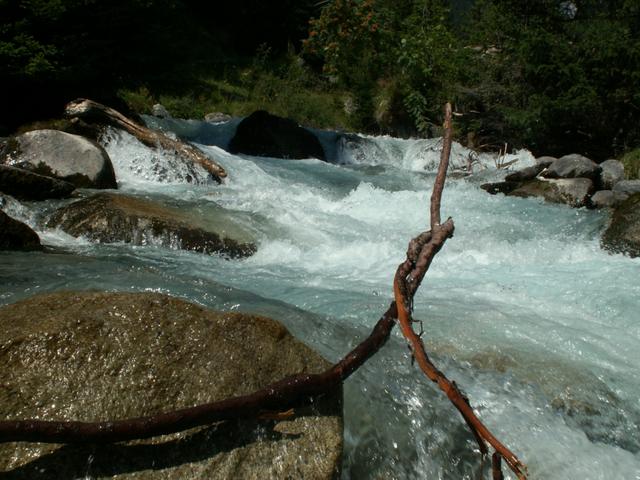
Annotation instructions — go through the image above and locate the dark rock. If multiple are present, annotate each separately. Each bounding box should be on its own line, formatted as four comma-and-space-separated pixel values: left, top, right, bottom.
612, 179, 640, 197
535, 156, 557, 168
541, 154, 601, 180
0, 165, 75, 201
508, 178, 594, 208
228, 110, 326, 161
47, 193, 256, 258
504, 163, 547, 182
481, 181, 522, 195
599, 159, 625, 190
1, 129, 117, 189
590, 190, 627, 209
0, 210, 41, 251
0, 291, 343, 479
601, 193, 640, 257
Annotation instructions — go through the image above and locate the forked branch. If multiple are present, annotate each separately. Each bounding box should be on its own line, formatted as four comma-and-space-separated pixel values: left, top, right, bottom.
0, 104, 526, 479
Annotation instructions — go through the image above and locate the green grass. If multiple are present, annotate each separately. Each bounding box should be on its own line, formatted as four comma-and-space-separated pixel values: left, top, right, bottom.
620, 148, 640, 180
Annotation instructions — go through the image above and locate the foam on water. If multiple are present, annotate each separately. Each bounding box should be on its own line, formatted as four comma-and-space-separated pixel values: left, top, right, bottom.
1, 130, 639, 479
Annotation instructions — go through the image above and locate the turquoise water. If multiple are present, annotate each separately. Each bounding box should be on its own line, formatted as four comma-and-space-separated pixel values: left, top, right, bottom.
1, 125, 639, 479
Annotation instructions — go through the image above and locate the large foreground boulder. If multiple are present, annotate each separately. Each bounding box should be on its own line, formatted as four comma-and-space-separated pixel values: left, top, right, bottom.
0, 291, 343, 479
601, 193, 640, 257
0, 209, 41, 251
47, 193, 256, 258
1, 129, 117, 189
0, 165, 75, 200
228, 110, 326, 161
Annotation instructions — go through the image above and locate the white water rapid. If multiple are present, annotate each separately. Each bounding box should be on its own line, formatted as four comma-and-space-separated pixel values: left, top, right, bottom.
1, 119, 639, 479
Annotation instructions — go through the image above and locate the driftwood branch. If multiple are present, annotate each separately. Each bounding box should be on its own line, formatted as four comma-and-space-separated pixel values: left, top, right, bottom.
64, 99, 227, 183
1, 103, 526, 479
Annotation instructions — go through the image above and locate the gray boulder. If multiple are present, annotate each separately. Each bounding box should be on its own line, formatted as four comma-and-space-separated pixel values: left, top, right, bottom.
535, 156, 557, 168
542, 154, 601, 180
504, 163, 547, 182
47, 193, 256, 258
612, 179, 640, 197
589, 190, 627, 209
0, 291, 343, 479
1, 129, 117, 189
152, 103, 172, 119
0, 209, 41, 251
601, 193, 640, 257
509, 178, 594, 208
0, 164, 75, 200
599, 159, 625, 190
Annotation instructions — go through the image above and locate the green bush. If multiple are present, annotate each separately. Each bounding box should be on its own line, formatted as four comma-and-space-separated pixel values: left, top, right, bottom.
621, 149, 640, 180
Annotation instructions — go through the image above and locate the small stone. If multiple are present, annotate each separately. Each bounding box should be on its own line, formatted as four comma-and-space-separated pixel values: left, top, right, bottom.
151, 104, 172, 119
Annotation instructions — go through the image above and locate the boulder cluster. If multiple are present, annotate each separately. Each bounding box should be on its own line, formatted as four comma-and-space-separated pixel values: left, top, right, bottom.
481, 153, 640, 257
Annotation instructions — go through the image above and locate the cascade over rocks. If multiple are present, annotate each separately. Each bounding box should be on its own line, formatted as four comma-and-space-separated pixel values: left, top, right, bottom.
0, 165, 75, 201
601, 193, 640, 258
1, 129, 117, 189
0, 210, 41, 251
0, 291, 343, 479
228, 110, 326, 161
47, 193, 256, 258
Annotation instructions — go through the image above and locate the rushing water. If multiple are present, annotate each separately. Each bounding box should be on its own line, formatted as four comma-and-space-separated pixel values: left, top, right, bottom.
1, 119, 639, 479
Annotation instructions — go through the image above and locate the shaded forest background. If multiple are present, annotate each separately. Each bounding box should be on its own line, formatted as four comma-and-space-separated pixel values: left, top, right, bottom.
2, 0, 639, 160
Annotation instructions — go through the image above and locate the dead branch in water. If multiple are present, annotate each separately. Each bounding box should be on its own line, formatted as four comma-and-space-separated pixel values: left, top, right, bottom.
0, 104, 526, 479
64, 98, 227, 183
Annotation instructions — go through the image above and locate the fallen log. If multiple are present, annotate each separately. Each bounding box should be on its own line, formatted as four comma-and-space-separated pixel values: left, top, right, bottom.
0, 104, 526, 479
64, 98, 227, 183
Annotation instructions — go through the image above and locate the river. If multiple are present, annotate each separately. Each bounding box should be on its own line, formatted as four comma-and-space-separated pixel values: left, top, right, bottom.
1, 118, 639, 479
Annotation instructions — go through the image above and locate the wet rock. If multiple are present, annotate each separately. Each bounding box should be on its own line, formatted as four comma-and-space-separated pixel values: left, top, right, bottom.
599, 159, 625, 190
612, 179, 640, 197
0, 291, 343, 480
508, 178, 594, 208
541, 154, 601, 180
0, 165, 75, 201
601, 193, 640, 257
480, 181, 522, 195
504, 163, 547, 182
0, 209, 41, 251
204, 112, 232, 123
590, 189, 628, 209
229, 110, 326, 161
535, 156, 557, 168
152, 103, 172, 119
1, 129, 117, 189
47, 193, 256, 258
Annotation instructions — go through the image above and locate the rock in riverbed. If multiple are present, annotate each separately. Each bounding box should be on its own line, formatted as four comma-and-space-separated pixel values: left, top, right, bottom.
0, 164, 75, 201
1, 129, 117, 189
0, 209, 41, 251
0, 291, 343, 480
601, 193, 640, 258
47, 193, 256, 258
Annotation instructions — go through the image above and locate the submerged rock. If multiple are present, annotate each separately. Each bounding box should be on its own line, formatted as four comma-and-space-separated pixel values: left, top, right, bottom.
0, 209, 41, 251
48, 193, 256, 258
0, 164, 75, 201
0, 291, 343, 479
508, 178, 594, 208
1, 129, 117, 189
601, 193, 640, 257
228, 110, 326, 161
